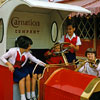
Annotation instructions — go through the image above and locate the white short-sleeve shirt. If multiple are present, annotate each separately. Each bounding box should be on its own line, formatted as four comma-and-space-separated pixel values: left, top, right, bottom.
79, 62, 100, 76
59, 33, 81, 45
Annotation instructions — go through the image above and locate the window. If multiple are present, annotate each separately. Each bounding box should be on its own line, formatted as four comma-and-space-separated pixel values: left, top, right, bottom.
0, 18, 4, 43
97, 13, 100, 40
65, 15, 95, 40
51, 21, 58, 42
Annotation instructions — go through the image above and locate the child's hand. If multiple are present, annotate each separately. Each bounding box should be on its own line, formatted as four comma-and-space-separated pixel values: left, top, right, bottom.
47, 51, 52, 55
8, 65, 14, 72
69, 43, 75, 48
45, 64, 50, 68
6, 62, 14, 72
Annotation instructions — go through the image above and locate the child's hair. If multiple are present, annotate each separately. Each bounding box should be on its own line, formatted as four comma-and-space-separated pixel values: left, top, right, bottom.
16, 36, 33, 49
54, 42, 60, 47
66, 20, 75, 28
51, 42, 60, 50
85, 48, 96, 57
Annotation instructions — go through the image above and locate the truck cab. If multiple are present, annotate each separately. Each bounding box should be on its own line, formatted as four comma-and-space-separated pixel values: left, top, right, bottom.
0, 0, 97, 100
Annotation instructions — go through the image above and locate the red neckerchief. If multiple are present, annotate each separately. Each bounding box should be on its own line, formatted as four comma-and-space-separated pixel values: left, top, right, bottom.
14, 51, 26, 68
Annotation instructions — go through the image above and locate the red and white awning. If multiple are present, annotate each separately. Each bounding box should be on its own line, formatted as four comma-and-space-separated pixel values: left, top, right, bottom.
85, 0, 100, 15
57, 0, 100, 15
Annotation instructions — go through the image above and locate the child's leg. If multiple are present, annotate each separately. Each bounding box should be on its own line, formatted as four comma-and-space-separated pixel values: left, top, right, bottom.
37, 74, 42, 98
26, 74, 31, 99
19, 78, 26, 100
32, 74, 37, 98
37, 74, 42, 79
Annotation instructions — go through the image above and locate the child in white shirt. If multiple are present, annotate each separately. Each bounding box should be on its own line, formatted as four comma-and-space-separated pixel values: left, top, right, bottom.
0, 36, 46, 100
79, 48, 100, 77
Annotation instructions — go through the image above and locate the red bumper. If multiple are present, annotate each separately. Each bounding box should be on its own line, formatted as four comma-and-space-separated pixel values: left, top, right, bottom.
44, 68, 96, 100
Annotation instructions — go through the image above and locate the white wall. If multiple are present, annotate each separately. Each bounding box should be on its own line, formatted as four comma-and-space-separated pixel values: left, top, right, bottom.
7, 11, 53, 49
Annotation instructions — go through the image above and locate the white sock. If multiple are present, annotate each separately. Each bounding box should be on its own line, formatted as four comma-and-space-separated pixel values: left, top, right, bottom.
27, 92, 31, 99
21, 94, 26, 100
32, 91, 36, 98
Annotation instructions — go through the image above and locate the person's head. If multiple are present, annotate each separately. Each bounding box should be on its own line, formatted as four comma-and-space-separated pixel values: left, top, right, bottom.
66, 22, 75, 37
53, 42, 61, 52
85, 48, 96, 61
16, 36, 33, 52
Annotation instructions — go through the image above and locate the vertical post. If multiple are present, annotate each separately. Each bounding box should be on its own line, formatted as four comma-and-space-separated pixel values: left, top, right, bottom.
61, 52, 68, 65
93, 15, 97, 50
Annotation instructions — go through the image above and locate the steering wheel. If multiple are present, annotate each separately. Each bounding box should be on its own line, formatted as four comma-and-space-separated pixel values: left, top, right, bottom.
60, 42, 71, 52
52, 42, 71, 54
60, 42, 71, 45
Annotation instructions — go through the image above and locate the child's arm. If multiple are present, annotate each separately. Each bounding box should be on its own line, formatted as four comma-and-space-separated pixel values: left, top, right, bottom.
96, 63, 100, 71
78, 66, 84, 72
69, 44, 79, 51
0, 48, 14, 72
69, 36, 81, 51
0, 48, 13, 63
5, 62, 14, 72
44, 50, 53, 60
44, 50, 52, 57
72, 36, 81, 51
28, 53, 46, 67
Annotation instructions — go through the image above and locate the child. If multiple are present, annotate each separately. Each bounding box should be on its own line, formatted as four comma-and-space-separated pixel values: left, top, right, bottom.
79, 48, 100, 76
59, 21, 81, 63
31, 64, 44, 100
0, 36, 46, 100
44, 42, 64, 64
31, 43, 64, 100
